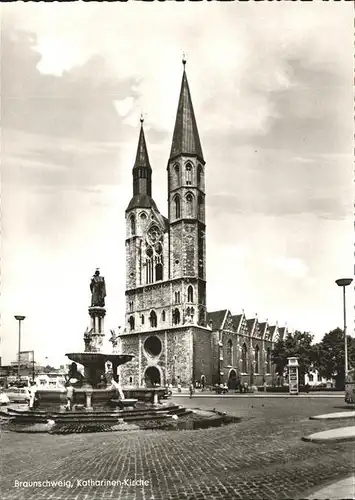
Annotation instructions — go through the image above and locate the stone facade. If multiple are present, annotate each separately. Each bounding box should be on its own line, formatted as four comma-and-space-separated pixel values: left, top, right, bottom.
119, 63, 288, 388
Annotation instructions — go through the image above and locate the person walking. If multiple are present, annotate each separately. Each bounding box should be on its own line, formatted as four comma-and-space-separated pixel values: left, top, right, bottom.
189, 383, 194, 398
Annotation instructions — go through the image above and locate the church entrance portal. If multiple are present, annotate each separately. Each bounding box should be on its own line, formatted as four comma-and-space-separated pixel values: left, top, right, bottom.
228, 369, 237, 390
144, 366, 161, 388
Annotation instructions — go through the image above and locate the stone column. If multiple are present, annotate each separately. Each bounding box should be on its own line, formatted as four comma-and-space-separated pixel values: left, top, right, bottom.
85, 387, 93, 410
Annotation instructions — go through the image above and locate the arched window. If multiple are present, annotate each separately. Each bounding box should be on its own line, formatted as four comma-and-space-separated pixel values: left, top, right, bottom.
130, 215, 136, 235
266, 347, 271, 374
140, 212, 147, 221
128, 316, 135, 331
197, 164, 203, 187
173, 308, 180, 325
174, 291, 181, 304
149, 311, 157, 328
174, 196, 181, 219
242, 343, 247, 373
155, 263, 163, 281
227, 339, 233, 366
187, 285, 194, 302
198, 195, 203, 220
186, 163, 192, 185
186, 193, 193, 217
146, 246, 154, 285
161, 310, 166, 322
174, 164, 180, 185
255, 345, 260, 374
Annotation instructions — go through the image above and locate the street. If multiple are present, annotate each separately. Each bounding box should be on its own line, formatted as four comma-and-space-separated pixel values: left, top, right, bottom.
1, 396, 354, 500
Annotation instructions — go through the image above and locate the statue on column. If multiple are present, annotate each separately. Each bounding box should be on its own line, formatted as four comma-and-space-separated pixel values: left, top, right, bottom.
109, 329, 119, 351
84, 327, 94, 351
90, 268, 106, 307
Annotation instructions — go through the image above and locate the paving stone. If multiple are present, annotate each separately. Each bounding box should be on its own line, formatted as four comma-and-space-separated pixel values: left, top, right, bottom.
1, 397, 354, 500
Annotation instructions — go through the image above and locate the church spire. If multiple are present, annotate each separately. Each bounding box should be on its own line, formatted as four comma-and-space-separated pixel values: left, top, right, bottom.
169, 59, 204, 162
133, 114, 151, 170
132, 116, 152, 198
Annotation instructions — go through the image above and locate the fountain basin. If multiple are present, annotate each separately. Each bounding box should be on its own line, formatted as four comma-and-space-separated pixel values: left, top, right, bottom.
66, 352, 134, 366
33, 387, 166, 411
65, 352, 134, 388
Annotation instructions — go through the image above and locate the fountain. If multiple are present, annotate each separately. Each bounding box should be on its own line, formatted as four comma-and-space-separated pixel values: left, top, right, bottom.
34, 269, 137, 411
1, 270, 238, 433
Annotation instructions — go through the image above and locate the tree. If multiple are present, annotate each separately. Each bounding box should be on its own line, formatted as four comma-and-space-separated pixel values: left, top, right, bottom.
272, 331, 316, 385
313, 328, 355, 389
43, 365, 56, 373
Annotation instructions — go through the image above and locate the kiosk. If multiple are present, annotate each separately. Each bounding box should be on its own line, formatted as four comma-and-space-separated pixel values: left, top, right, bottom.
287, 357, 299, 395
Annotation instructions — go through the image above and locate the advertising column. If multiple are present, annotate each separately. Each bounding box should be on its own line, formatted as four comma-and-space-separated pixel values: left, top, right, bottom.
287, 357, 299, 395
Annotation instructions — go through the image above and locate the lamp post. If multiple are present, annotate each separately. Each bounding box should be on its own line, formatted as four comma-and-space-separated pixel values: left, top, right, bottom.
335, 278, 353, 378
14, 315, 26, 382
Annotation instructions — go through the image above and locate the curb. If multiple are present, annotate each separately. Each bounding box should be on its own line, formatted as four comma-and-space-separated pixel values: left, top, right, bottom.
302, 427, 355, 444
302, 434, 355, 444
310, 412, 355, 421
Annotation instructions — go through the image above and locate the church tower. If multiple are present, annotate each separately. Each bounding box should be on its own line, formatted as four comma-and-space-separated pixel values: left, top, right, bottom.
125, 116, 169, 332
120, 60, 211, 388
167, 58, 207, 327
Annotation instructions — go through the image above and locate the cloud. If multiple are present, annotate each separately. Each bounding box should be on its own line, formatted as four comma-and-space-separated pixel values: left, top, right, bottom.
0, 3, 353, 365
267, 257, 309, 279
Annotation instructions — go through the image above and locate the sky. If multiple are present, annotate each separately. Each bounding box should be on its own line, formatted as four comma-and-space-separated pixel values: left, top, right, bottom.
1, 2, 353, 367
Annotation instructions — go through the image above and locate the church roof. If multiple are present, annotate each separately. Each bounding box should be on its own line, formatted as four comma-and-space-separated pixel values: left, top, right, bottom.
232, 314, 243, 331
258, 322, 268, 336
277, 327, 287, 341
170, 63, 204, 161
246, 318, 256, 335
133, 119, 151, 170
207, 310, 228, 330
126, 194, 158, 212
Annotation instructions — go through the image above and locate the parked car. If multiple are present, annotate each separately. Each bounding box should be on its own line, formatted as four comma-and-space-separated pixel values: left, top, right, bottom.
0, 391, 10, 405
3, 387, 30, 403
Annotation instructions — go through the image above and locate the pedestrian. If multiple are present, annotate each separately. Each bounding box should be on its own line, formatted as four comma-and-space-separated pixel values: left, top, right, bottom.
66, 383, 74, 411
263, 377, 267, 393
189, 383, 194, 398
177, 382, 182, 393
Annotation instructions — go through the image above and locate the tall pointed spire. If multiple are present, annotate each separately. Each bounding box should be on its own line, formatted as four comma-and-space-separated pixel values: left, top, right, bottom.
134, 114, 151, 169
170, 58, 204, 161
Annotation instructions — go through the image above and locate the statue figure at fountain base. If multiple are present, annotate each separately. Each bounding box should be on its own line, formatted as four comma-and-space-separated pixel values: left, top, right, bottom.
65, 362, 85, 388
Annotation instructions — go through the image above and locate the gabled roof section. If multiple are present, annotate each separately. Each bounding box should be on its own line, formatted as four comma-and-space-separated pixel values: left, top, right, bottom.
207, 310, 228, 331
151, 207, 169, 233
232, 314, 243, 332
258, 322, 268, 339
133, 119, 151, 170
268, 325, 277, 341
170, 63, 204, 161
246, 318, 257, 336
277, 327, 287, 342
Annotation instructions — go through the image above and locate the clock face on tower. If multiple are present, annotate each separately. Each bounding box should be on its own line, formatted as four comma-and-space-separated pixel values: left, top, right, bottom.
146, 225, 162, 245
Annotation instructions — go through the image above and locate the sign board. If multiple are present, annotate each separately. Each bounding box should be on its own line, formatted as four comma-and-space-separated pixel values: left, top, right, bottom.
11, 351, 34, 366
19, 351, 34, 363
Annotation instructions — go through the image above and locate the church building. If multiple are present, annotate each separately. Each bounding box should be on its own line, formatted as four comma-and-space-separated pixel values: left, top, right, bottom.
119, 60, 286, 388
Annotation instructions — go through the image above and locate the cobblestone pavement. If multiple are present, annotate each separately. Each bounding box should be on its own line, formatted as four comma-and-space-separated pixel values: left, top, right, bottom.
1, 397, 354, 500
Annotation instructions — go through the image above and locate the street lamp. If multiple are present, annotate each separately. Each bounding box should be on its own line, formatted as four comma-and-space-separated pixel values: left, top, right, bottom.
14, 315, 26, 382
335, 278, 353, 377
